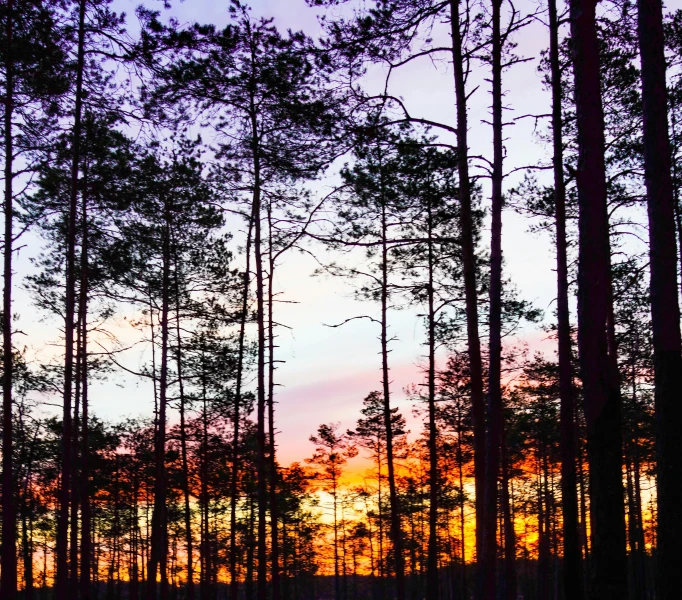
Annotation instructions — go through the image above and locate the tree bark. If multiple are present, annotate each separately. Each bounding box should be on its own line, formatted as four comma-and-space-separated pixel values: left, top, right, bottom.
267, 204, 281, 600
537, 448, 550, 600
246, 491, 255, 600
21, 506, 33, 600
481, 1, 504, 598
78, 154, 91, 600
56, 1, 87, 597
245, 31, 268, 596
145, 200, 172, 600
379, 159, 406, 600
333, 470, 340, 600
425, 187, 439, 600
69, 317, 82, 598
1, 0, 18, 597
448, 0, 486, 565
230, 214, 254, 600
501, 426, 516, 600
200, 372, 212, 600
173, 262, 195, 600
569, 1, 628, 598
251, 123, 268, 600
456, 405, 467, 600
636, 3, 682, 599
548, 0, 584, 596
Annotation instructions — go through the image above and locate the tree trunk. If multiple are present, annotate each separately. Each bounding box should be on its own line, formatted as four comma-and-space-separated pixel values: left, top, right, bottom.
200, 387, 211, 600
481, 1, 504, 598
379, 164, 406, 600
576, 400, 590, 587
636, 3, 682, 599
79, 156, 92, 600
537, 449, 550, 600
448, 0, 486, 565
56, 1, 87, 597
267, 204, 281, 600
21, 506, 33, 600
501, 427, 516, 600
631, 439, 647, 599
246, 492, 256, 600
69, 318, 82, 598
624, 446, 642, 600
425, 190, 439, 600
548, 0, 584, 596
569, 1, 628, 598
334, 475, 340, 600
19, 425, 38, 600
173, 253, 195, 600
248, 89, 269, 600
230, 208, 254, 600
145, 201, 172, 600
456, 407, 467, 600
671, 93, 682, 299
130, 474, 140, 600
1, 0, 18, 597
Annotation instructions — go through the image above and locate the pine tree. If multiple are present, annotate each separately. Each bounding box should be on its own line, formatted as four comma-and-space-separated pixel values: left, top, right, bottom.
0, 2, 65, 596
547, 0, 583, 595
635, 3, 682, 599
569, 1, 628, 598
306, 423, 358, 600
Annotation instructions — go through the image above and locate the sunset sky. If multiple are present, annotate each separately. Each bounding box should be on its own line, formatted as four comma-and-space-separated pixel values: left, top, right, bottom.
16, 0, 566, 470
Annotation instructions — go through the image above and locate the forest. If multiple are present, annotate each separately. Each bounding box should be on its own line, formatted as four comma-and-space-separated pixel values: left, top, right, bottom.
1, 0, 681, 598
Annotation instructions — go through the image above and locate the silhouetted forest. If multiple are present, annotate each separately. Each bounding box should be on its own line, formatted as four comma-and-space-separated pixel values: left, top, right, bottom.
1, 0, 681, 599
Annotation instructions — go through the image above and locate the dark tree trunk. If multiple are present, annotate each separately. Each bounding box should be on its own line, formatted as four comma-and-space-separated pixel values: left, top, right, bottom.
636, 3, 682, 599
230, 212, 253, 600
537, 450, 551, 600
56, 1, 87, 597
569, 1, 628, 598
200, 387, 212, 600
21, 508, 33, 600
145, 202, 172, 600
576, 400, 590, 587
379, 165, 406, 600
624, 446, 643, 600
130, 474, 140, 600
248, 82, 268, 600
80, 176, 91, 600
481, 1, 504, 598
626, 335, 647, 600
267, 206, 281, 600
631, 440, 647, 599
456, 407, 468, 600
173, 253, 195, 600
1, 1, 17, 597
246, 492, 256, 600
448, 0, 486, 564
548, 0, 584, 596
333, 474, 340, 600
69, 321, 82, 598
425, 190, 439, 600
19, 426, 39, 600
501, 427, 516, 600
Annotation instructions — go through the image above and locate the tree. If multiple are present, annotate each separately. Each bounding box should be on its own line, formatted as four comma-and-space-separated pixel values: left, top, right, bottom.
569, 1, 628, 598
635, 3, 682, 599
348, 389, 408, 596
547, 0, 583, 595
146, 5, 336, 595
306, 423, 358, 600
0, 2, 65, 596
447, 1, 488, 567
390, 140, 461, 600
